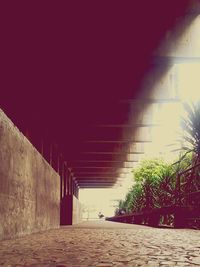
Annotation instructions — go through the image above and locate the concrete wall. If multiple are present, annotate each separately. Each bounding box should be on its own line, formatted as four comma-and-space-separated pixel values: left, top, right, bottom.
60, 195, 82, 225
0, 109, 60, 240
72, 196, 82, 224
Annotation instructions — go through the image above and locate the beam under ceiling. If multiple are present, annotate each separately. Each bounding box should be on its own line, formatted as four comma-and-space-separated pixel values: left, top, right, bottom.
78, 185, 115, 188
78, 181, 119, 184
76, 176, 127, 180
94, 123, 159, 128
77, 183, 123, 186
73, 171, 130, 174
153, 56, 200, 64
80, 151, 144, 155
120, 98, 181, 104
76, 177, 124, 180
72, 166, 134, 169
69, 160, 138, 163
84, 140, 152, 143
77, 178, 120, 181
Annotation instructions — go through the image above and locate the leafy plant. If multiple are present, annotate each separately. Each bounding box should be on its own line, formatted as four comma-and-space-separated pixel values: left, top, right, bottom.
133, 158, 174, 210
115, 158, 176, 215
179, 101, 200, 164
128, 183, 144, 212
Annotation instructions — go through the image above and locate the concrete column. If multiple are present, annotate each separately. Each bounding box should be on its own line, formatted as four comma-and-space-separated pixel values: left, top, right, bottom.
60, 168, 81, 225
60, 168, 73, 225
63, 163, 67, 197
49, 144, 53, 166
74, 183, 79, 199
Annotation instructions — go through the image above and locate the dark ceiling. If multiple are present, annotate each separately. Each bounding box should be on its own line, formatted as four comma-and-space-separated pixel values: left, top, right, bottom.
0, 1, 191, 187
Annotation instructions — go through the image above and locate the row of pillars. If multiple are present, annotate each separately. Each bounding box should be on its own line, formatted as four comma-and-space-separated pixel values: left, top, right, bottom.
25, 133, 79, 225
60, 164, 79, 225
45, 143, 79, 225
60, 162, 79, 199
41, 141, 79, 199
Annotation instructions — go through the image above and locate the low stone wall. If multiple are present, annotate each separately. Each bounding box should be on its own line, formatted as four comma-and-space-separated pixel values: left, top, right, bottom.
0, 109, 60, 240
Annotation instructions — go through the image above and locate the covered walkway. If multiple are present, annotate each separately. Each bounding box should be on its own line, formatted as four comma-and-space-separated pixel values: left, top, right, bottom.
1, 3, 200, 267
0, 221, 200, 267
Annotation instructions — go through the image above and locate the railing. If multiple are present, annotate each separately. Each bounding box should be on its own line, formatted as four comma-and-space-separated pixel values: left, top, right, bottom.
107, 162, 200, 228
175, 162, 200, 206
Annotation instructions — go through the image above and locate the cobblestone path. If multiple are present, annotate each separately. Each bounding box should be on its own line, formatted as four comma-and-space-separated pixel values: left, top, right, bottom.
0, 221, 200, 266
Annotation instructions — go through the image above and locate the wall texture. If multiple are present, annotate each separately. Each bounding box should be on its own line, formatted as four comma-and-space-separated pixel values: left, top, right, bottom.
60, 195, 82, 225
72, 196, 82, 224
0, 109, 60, 240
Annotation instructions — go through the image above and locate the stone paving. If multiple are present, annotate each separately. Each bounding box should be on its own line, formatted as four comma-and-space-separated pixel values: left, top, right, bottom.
0, 220, 200, 266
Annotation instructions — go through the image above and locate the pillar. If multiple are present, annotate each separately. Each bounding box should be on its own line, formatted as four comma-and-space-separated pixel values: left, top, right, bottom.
60, 167, 73, 225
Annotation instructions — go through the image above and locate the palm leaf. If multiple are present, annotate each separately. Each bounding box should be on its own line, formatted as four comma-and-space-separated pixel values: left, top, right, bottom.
180, 101, 200, 159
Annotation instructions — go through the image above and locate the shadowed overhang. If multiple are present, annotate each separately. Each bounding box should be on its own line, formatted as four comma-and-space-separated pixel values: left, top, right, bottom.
0, 1, 199, 188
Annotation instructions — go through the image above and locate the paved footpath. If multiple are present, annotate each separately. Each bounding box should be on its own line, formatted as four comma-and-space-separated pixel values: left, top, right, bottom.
0, 221, 200, 267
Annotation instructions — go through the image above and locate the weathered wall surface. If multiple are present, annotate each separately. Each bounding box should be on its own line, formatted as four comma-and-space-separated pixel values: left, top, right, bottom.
72, 196, 82, 224
0, 109, 60, 240
60, 195, 82, 225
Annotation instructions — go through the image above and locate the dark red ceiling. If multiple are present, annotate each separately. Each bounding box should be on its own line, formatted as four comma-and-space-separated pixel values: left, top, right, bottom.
0, 1, 191, 186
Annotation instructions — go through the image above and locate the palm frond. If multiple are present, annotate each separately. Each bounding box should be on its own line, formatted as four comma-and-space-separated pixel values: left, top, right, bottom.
172, 149, 194, 166
179, 101, 200, 159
